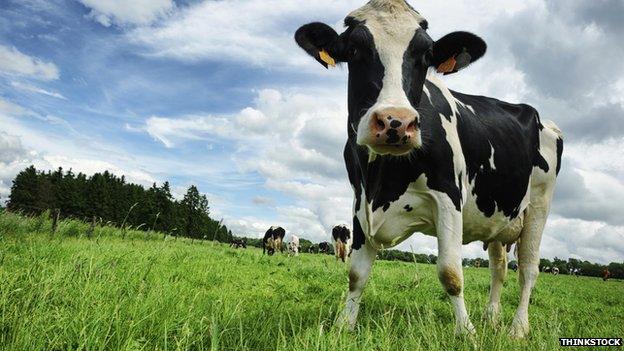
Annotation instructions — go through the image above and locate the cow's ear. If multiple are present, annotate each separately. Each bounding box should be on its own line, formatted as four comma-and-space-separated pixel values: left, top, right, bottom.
295, 22, 343, 69
432, 31, 486, 75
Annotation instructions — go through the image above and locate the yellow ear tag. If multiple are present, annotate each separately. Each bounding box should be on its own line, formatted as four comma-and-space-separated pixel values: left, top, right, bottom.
437, 55, 457, 74
319, 49, 336, 67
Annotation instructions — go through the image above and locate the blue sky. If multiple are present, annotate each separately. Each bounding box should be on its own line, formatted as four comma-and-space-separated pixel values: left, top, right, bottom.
1, 0, 623, 263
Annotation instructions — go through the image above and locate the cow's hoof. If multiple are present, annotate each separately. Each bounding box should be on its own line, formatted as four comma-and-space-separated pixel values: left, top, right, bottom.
455, 321, 476, 336
484, 303, 501, 327
335, 314, 356, 332
509, 320, 529, 339
335, 320, 356, 333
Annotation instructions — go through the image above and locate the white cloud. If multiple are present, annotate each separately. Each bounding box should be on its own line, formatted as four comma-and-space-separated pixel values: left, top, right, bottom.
79, 0, 175, 27
127, 0, 536, 68
252, 196, 273, 206
0, 130, 48, 201
142, 115, 222, 148
10, 81, 67, 100
0, 132, 29, 164
0, 45, 59, 81
127, 0, 354, 66
565, 138, 624, 179
0, 98, 159, 202
0, 97, 79, 136
541, 216, 624, 264
137, 88, 351, 241
0, 97, 34, 117
0, 132, 155, 202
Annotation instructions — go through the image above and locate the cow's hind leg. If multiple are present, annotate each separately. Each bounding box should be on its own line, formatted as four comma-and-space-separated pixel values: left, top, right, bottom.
337, 240, 377, 330
510, 184, 554, 338
485, 241, 507, 326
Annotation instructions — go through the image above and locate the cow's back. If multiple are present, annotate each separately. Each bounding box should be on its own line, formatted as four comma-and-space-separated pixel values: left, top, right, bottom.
451, 90, 562, 242
452, 91, 545, 219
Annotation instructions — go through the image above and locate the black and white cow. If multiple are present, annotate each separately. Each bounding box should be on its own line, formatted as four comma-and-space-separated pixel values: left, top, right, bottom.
332, 225, 352, 262
263, 226, 286, 255
318, 242, 332, 254
295, 0, 563, 338
230, 238, 247, 249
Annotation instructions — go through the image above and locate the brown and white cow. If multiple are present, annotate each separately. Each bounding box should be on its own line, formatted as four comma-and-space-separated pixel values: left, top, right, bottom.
332, 225, 352, 262
295, 0, 562, 338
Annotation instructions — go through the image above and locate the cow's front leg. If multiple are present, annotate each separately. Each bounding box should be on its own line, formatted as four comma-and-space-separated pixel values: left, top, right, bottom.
435, 197, 474, 335
337, 240, 377, 330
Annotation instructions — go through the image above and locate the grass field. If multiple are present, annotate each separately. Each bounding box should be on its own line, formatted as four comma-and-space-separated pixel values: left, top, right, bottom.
1, 211, 622, 350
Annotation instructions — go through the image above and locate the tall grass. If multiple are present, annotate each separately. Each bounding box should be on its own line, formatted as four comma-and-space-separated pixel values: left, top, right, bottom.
0, 211, 622, 350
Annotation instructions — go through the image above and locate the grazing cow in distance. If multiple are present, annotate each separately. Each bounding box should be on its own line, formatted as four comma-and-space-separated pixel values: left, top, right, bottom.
308, 243, 319, 253
230, 238, 247, 249
263, 226, 286, 255
332, 225, 352, 262
603, 269, 611, 281
295, 0, 562, 338
289, 234, 300, 256
552, 267, 559, 275
318, 242, 331, 254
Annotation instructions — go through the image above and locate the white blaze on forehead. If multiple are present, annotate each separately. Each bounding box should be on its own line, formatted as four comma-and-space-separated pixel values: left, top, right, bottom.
349, 0, 426, 110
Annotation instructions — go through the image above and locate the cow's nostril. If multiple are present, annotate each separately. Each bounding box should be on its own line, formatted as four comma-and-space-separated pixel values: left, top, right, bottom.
389, 120, 402, 129
406, 120, 416, 132
375, 117, 386, 131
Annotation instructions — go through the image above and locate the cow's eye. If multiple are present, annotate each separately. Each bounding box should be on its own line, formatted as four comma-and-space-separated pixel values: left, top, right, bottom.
347, 44, 370, 62
348, 26, 373, 59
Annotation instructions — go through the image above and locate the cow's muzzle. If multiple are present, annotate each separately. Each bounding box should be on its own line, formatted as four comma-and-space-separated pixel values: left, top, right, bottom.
366, 107, 419, 155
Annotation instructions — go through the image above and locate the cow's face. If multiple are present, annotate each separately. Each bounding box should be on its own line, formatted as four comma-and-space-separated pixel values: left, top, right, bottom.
295, 0, 486, 156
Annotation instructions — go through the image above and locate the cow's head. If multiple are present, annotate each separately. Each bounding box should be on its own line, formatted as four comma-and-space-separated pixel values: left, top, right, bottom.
295, 0, 486, 156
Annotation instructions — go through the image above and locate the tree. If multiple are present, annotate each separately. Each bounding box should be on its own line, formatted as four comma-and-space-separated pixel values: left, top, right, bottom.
552, 257, 568, 274
180, 185, 209, 238
153, 181, 174, 232
5, 166, 229, 242
607, 262, 624, 279
7, 165, 39, 213
539, 258, 553, 270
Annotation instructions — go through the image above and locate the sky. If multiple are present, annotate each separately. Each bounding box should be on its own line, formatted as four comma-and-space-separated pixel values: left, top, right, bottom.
0, 0, 623, 264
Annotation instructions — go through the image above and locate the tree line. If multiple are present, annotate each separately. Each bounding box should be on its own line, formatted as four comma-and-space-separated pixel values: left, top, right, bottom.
5, 166, 233, 242
4, 166, 621, 279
